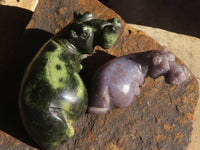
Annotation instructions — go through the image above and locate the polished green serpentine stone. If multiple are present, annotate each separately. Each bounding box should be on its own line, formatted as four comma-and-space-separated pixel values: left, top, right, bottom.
19, 12, 121, 150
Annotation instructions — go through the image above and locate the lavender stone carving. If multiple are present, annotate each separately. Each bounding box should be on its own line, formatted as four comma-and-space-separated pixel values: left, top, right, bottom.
88, 47, 190, 114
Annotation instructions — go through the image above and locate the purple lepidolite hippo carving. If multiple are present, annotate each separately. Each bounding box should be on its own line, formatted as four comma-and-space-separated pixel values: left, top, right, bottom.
88, 47, 190, 114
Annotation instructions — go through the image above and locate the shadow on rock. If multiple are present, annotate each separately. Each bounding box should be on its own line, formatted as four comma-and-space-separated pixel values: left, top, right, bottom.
80, 50, 115, 89
0, 5, 52, 148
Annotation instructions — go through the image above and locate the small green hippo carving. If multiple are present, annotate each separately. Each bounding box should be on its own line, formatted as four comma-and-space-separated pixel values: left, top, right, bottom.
19, 12, 121, 150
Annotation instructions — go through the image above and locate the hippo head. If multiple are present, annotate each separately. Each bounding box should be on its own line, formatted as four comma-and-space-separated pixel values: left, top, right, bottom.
56, 12, 121, 54
147, 47, 175, 78
147, 47, 190, 85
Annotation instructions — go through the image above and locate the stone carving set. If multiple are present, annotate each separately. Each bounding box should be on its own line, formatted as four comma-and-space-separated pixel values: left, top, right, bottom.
19, 12, 190, 150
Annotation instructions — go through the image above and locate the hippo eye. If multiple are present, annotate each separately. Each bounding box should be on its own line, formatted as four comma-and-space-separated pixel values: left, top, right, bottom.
70, 30, 78, 38
81, 31, 89, 39
152, 55, 162, 66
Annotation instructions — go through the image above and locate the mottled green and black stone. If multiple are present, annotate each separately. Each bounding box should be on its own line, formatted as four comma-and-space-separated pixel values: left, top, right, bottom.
19, 12, 121, 150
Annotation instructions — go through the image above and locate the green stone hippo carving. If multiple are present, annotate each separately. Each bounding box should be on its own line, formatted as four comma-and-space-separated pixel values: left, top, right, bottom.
19, 12, 121, 150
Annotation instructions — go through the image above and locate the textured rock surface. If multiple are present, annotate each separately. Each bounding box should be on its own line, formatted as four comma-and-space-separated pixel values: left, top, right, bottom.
0, 0, 199, 150
130, 24, 200, 150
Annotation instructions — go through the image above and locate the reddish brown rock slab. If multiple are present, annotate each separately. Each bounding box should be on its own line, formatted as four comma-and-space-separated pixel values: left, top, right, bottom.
0, 131, 37, 150
0, 0, 198, 150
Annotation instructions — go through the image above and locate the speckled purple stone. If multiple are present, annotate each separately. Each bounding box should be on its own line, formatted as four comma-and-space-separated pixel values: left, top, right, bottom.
88, 47, 190, 114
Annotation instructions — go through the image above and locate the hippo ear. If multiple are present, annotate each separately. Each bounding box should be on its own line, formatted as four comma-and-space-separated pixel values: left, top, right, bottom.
73, 12, 82, 20
73, 11, 94, 23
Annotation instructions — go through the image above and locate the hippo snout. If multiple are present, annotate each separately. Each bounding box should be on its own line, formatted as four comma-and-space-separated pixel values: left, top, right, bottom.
110, 18, 121, 29
97, 18, 121, 49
